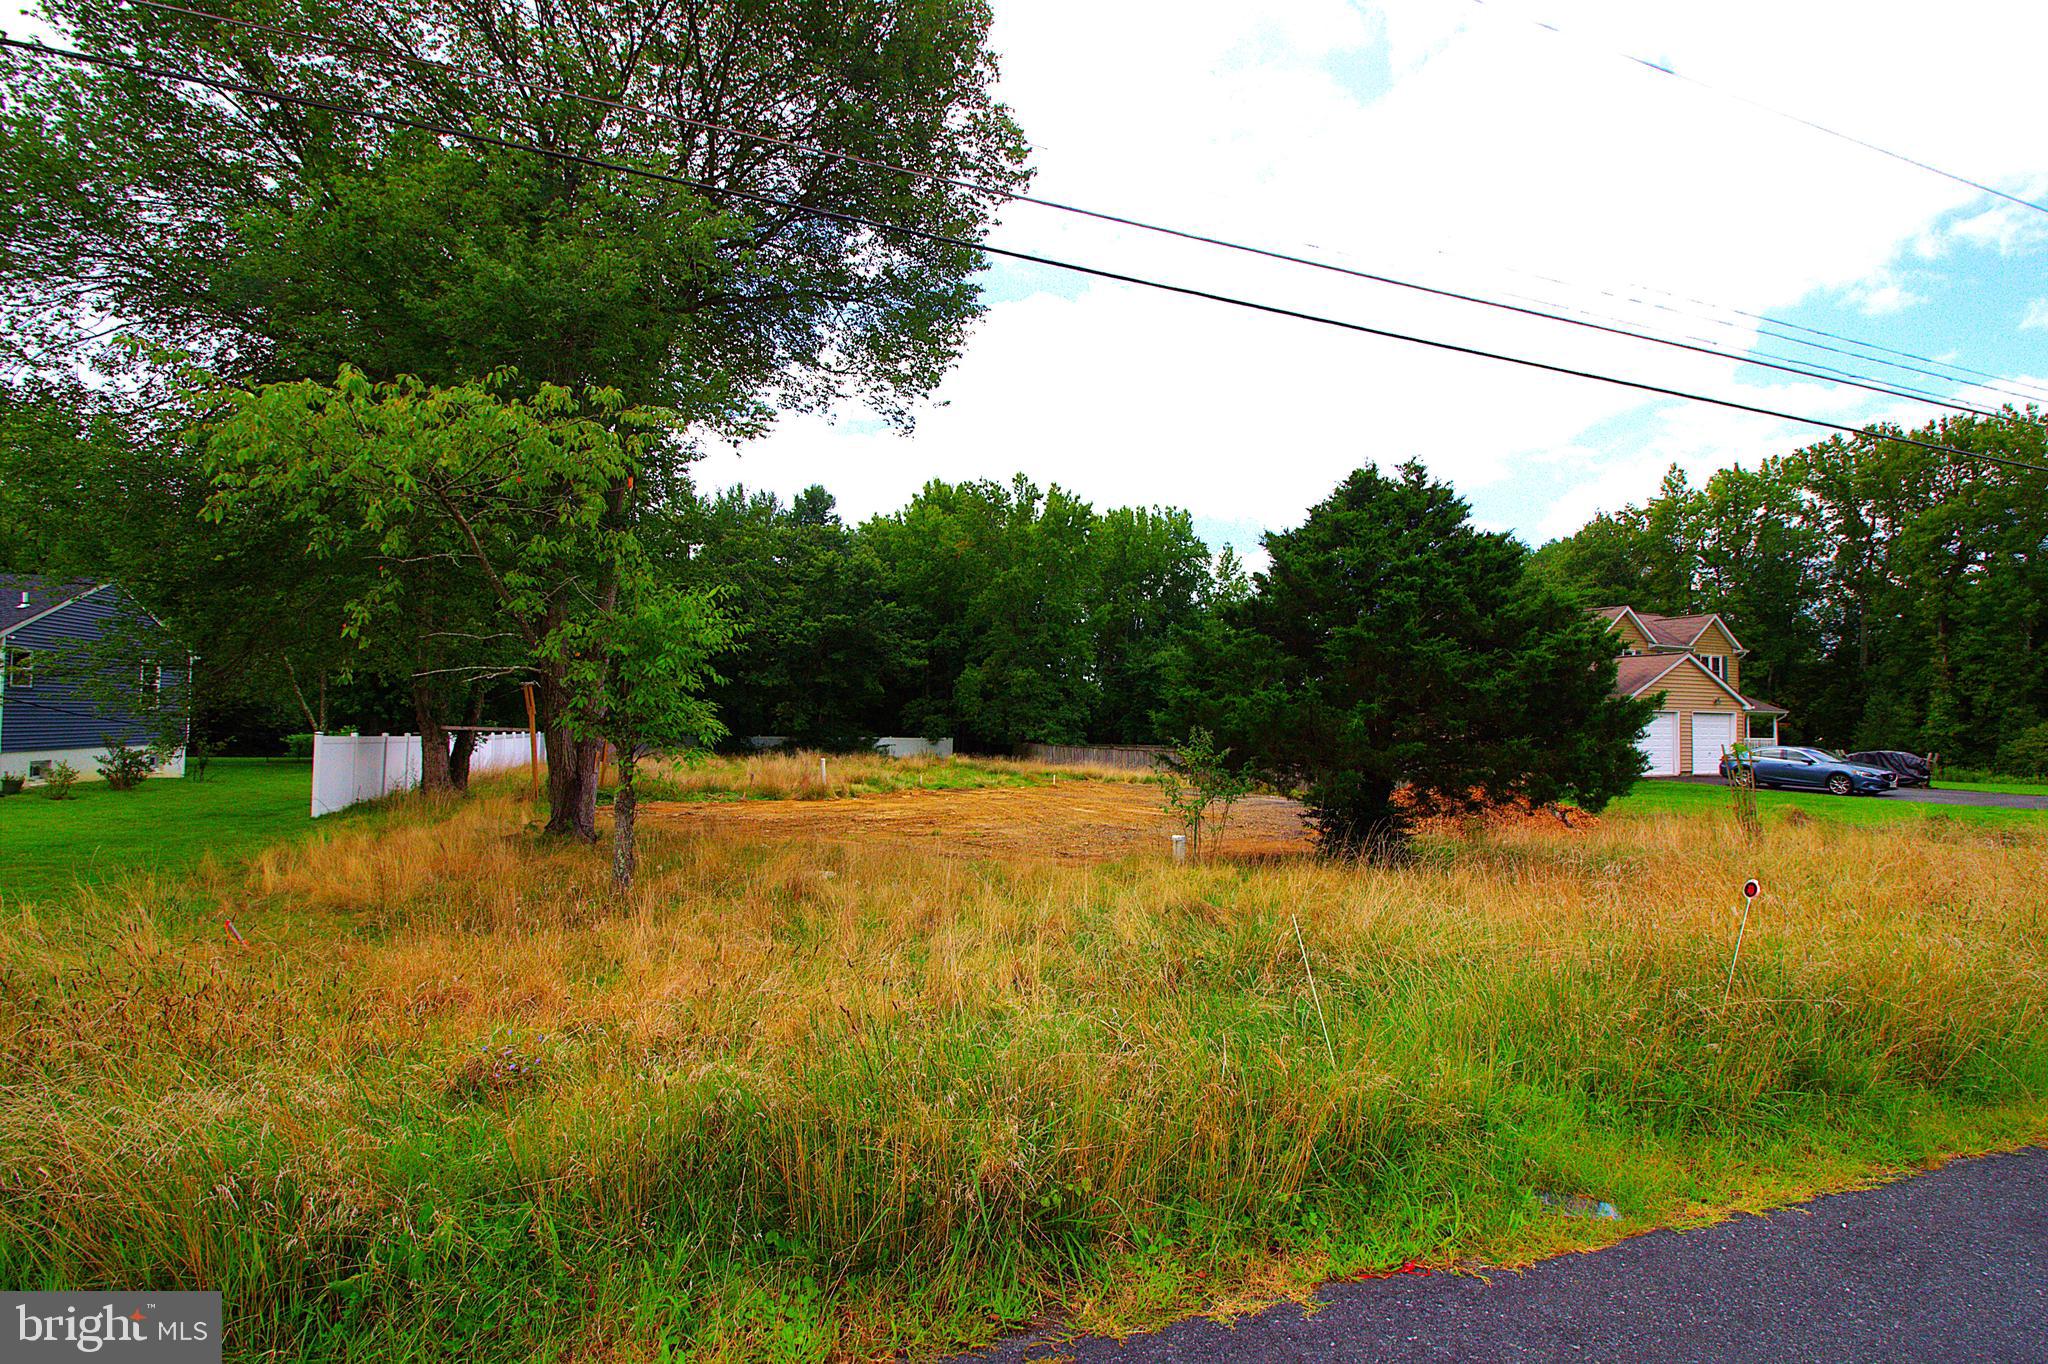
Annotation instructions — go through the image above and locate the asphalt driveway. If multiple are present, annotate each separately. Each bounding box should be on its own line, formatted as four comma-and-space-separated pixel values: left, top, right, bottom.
952, 1148, 2048, 1363
1670, 775, 2048, 810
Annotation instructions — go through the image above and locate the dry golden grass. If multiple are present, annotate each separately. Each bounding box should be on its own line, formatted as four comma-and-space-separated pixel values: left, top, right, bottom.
1, 783, 2044, 1361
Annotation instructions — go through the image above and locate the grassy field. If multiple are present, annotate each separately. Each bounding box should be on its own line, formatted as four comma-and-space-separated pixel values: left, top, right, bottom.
625, 749, 1143, 803
0, 758, 313, 906
1, 776, 2043, 1362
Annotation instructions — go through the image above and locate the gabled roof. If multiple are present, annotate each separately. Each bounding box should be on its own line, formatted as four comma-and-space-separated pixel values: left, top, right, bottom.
1593, 605, 1660, 643
1593, 605, 1748, 655
1614, 651, 1776, 712
0, 574, 105, 640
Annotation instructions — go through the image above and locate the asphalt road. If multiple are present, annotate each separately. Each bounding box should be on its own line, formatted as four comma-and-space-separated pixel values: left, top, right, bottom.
1670, 775, 2048, 810
954, 1148, 2048, 1364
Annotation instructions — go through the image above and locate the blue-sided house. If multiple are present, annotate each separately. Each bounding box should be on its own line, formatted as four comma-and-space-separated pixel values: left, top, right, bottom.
0, 574, 193, 783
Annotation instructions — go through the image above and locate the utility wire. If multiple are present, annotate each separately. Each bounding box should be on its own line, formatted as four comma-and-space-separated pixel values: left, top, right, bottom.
1467, 0, 2048, 218
1507, 258, 2048, 406
6, 35, 2046, 476
88, 0, 2032, 422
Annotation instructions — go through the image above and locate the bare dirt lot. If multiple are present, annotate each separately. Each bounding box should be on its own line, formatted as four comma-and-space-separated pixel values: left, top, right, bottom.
640, 780, 1316, 862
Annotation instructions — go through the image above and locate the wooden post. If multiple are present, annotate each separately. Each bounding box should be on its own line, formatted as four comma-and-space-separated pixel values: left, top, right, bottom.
521, 682, 539, 803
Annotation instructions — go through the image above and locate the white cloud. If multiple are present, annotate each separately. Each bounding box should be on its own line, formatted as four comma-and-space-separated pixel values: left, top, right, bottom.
1846, 278, 1928, 317
2021, 301, 2048, 332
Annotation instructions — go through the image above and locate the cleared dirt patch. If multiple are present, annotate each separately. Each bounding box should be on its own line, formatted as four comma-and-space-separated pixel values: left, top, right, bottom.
638, 779, 1315, 862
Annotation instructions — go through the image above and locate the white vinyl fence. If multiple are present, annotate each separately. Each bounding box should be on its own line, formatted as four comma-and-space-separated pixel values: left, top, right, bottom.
310, 730, 544, 817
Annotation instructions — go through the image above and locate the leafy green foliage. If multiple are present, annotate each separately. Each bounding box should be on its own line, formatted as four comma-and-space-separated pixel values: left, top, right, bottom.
865, 476, 1218, 748
94, 735, 175, 790
201, 367, 679, 831
1159, 727, 1252, 860
1182, 463, 1652, 857
1996, 722, 2048, 779
547, 582, 733, 890
40, 760, 78, 800
1, 0, 1028, 420
657, 485, 915, 748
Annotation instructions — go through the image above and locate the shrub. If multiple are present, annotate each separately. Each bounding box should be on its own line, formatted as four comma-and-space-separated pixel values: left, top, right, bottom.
40, 761, 78, 800
1161, 727, 1252, 860
0, 773, 22, 796
95, 736, 164, 791
1994, 723, 2048, 780
284, 733, 315, 760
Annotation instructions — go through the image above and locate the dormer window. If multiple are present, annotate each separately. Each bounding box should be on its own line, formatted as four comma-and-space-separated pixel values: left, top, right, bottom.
1703, 654, 1726, 679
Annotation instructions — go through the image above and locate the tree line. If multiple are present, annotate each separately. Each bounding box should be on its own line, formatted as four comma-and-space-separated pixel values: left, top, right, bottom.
658, 478, 1233, 750
1530, 410, 2048, 771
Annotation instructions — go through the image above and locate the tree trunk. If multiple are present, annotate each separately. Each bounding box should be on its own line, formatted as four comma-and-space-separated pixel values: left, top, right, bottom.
448, 687, 485, 791
415, 681, 454, 793
611, 749, 638, 894
541, 681, 602, 841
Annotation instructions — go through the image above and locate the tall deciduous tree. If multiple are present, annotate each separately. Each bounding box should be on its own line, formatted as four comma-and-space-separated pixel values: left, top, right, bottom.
202, 367, 715, 835
1185, 463, 1650, 857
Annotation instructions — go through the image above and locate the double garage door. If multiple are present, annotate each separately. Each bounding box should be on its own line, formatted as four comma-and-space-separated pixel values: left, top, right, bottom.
1636, 710, 1738, 776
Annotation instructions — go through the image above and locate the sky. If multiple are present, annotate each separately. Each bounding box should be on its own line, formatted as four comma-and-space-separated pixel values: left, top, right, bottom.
691, 0, 2048, 554
9, 0, 2048, 555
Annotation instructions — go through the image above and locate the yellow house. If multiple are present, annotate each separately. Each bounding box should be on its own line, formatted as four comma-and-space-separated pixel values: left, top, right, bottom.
1594, 606, 1788, 777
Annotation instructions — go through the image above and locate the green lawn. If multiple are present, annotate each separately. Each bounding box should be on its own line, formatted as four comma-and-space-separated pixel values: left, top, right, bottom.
1940, 778, 2048, 797
1611, 776, 2047, 827
0, 758, 313, 907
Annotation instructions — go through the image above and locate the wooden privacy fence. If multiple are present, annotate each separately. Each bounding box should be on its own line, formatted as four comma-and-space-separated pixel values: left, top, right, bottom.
1020, 742, 1172, 771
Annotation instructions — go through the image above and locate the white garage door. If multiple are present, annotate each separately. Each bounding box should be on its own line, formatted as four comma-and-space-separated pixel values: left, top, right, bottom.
1637, 711, 1678, 776
1691, 711, 1737, 775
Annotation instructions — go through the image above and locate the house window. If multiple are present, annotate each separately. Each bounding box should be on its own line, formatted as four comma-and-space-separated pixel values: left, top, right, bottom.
1702, 654, 1726, 679
3, 648, 30, 688
139, 661, 162, 707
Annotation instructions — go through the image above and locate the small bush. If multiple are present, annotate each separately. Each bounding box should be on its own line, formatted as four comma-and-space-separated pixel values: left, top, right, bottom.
40, 761, 78, 800
0, 773, 22, 796
183, 739, 211, 781
283, 733, 315, 760
1994, 723, 2048, 780
95, 736, 166, 791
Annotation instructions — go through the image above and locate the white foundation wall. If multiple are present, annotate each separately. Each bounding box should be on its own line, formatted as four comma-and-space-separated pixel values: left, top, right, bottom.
1, 745, 186, 783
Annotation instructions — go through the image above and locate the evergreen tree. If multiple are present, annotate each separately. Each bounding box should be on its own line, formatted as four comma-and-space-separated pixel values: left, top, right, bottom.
1192, 463, 1650, 857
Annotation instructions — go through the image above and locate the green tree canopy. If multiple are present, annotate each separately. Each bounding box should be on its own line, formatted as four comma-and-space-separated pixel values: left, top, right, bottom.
2, 0, 1028, 422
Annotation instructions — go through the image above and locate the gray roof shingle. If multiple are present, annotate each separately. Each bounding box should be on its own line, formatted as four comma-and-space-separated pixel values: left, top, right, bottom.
0, 574, 101, 639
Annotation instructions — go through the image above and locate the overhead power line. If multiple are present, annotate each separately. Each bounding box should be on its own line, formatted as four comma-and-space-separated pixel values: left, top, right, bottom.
5, 35, 2046, 476
1467, 0, 2048, 219
1480, 255, 2048, 408
92, 0, 2035, 422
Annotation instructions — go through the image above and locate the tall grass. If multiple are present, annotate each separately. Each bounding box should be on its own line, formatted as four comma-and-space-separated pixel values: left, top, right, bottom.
628, 750, 1143, 803
0, 792, 2044, 1360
